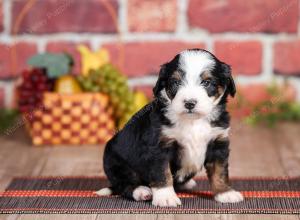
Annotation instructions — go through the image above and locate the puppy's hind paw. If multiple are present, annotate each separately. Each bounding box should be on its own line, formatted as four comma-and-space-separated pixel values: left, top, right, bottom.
94, 187, 113, 196
133, 186, 152, 201
214, 190, 244, 203
178, 179, 197, 191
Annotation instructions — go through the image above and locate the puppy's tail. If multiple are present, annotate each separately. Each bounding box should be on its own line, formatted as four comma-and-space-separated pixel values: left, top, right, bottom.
94, 187, 113, 196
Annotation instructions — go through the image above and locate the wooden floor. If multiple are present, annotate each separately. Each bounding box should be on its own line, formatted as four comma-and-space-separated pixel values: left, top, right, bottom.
0, 120, 300, 219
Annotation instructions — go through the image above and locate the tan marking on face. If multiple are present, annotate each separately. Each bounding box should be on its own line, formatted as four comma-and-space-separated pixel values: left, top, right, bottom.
201, 71, 212, 81
206, 161, 231, 194
218, 86, 224, 96
172, 71, 182, 80
213, 85, 224, 101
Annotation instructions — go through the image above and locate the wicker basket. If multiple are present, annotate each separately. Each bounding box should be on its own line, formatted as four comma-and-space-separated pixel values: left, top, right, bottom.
26, 92, 115, 146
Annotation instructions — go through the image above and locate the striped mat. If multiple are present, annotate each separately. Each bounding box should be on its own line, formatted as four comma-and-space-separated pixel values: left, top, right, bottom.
0, 176, 299, 214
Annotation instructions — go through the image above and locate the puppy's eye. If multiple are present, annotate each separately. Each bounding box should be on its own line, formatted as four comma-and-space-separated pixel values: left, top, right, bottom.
201, 79, 211, 87
171, 79, 180, 86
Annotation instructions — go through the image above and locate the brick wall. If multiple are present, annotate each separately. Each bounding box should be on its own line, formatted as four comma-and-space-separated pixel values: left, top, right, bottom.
0, 0, 300, 107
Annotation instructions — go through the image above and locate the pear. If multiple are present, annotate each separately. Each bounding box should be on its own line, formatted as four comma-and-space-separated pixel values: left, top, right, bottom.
54, 75, 82, 94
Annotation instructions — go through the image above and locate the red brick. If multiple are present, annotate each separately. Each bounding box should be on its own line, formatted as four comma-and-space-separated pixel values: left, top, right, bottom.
0, 87, 4, 108
188, 0, 298, 33
0, 0, 3, 32
12, 0, 118, 34
46, 42, 90, 74
0, 43, 37, 79
229, 83, 296, 117
103, 42, 205, 77
214, 41, 262, 75
274, 40, 300, 76
128, 0, 177, 32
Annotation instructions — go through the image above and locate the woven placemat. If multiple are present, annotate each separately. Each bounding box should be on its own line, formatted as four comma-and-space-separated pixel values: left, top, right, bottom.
0, 176, 299, 214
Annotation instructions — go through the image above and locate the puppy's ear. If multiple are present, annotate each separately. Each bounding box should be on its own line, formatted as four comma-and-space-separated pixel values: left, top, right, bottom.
221, 63, 236, 97
153, 64, 167, 97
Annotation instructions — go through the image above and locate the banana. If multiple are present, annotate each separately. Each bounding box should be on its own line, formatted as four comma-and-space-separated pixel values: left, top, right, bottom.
77, 45, 110, 76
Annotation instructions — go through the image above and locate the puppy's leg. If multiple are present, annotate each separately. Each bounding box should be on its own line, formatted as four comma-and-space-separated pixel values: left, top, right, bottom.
150, 163, 181, 207
103, 147, 141, 200
205, 139, 244, 203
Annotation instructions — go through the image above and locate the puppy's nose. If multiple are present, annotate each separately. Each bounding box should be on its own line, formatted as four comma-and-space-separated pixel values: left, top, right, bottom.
184, 99, 197, 110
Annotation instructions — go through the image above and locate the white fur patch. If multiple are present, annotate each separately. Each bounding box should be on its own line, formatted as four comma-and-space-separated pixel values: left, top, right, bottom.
214, 190, 244, 203
162, 118, 229, 182
133, 186, 152, 201
179, 50, 215, 79
152, 186, 181, 207
94, 187, 112, 196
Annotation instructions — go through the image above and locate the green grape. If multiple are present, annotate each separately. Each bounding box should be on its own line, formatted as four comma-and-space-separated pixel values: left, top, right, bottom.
78, 63, 135, 128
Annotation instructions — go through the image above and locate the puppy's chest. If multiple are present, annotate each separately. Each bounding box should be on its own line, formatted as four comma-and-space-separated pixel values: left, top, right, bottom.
162, 119, 227, 181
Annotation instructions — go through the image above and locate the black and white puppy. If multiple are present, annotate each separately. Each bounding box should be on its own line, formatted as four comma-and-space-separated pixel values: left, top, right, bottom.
96, 49, 244, 207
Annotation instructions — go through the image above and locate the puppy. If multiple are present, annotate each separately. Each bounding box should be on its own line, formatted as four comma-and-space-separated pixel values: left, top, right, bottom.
96, 49, 244, 207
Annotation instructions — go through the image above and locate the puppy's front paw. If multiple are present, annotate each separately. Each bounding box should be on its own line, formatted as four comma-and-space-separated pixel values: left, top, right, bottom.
152, 186, 182, 207
214, 190, 244, 203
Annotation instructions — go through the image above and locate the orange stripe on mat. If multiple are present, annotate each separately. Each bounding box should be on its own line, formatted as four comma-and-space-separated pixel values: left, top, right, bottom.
1, 190, 300, 198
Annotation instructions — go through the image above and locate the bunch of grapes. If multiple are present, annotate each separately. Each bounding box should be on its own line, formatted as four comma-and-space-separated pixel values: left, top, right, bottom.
17, 68, 54, 114
78, 64, 135, 126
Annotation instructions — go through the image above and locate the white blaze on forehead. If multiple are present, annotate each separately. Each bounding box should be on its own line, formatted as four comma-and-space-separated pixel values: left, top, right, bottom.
179, 50, 215, 84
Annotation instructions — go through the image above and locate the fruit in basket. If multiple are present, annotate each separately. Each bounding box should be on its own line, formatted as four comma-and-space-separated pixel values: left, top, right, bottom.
54, 75, 82, 94
17, 68, 54, 114
28, 53, 73, 78
133, 90, 149, 111
117, 91, 149, 129
77, 64, 135, 127
77, 45, 109, 76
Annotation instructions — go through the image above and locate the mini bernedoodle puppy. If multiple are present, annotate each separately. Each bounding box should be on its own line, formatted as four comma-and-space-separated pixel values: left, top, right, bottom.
96, 49, 244, 207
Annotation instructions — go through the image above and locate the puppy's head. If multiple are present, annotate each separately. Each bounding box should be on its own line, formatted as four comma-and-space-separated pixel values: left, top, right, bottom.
153, 49, 235, 119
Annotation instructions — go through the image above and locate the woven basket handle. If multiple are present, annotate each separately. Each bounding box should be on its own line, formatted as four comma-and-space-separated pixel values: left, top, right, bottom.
11, 0, 124, 107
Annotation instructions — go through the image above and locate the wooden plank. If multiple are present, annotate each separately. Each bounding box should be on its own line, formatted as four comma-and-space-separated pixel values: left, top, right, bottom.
38, 145, 104, 176
221, 214, 299, 220
96, 215, 157, 220
0, 131, 50, 191
157, 214, 221, 220
16, 215, 98, 220
228, 120, 287, 177
273, 122, 300, 177
0, 215, 18, 220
